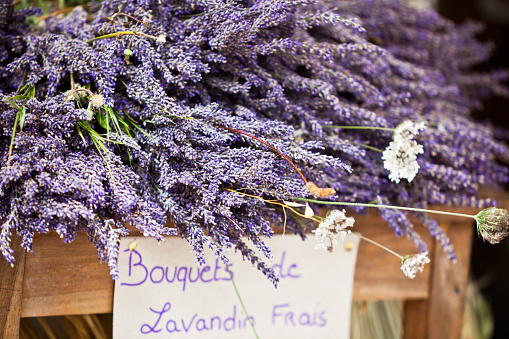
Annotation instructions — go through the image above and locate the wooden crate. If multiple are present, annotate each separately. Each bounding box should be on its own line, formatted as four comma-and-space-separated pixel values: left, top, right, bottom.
0, 206, 491, 339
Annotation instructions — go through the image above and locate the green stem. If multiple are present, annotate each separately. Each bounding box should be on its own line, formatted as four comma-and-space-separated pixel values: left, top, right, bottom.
349, 141, 384, 153
87, 31, 159, 44
8, 112, 20, 158
225, 264, 259, 339
70, 72, 75, 90
325, 125, 395, 131
353, 232, 403, 260
293, 197, 476, 220
16, 70, 28, 94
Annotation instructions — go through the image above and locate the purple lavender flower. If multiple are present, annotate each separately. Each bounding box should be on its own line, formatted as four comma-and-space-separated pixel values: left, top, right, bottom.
0, 0, 507, 284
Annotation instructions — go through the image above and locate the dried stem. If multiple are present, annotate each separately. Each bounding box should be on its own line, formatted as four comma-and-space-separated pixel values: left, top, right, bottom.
215, 125, 308, 183
87, 31, 160, 44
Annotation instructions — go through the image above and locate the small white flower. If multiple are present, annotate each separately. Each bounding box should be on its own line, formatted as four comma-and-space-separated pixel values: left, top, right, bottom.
382, 120, 425, 183
85, 109, 94, 121
89, 94, 105, 109
400, 252, 430, 279
312, 209, 355, 252
156, 34, 166, 43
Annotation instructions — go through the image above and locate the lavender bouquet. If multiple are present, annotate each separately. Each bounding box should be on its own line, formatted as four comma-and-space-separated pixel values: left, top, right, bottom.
0, 0, 508, 285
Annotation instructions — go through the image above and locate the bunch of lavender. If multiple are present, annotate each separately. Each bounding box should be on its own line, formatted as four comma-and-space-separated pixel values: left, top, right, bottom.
0, 90, 177, 278
0, 0, 508, 283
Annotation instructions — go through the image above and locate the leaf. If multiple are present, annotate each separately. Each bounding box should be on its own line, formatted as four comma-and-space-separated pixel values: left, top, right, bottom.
114, 111, 131, 129
283, 201, 306, 207
18, 83, 29, 94
304, 202, 314, 218
76, 124, 87, 146
27, 86, 36, 99
7, 97, 21, 111
130, 121, 153, 140
90, 136, 115, 183
19, 106, 26, 131
96, 110, 109, 130
126, 115, 153, 140
107, 108, 123, 134
8, 111, 20, 158
11, 95, 28, 101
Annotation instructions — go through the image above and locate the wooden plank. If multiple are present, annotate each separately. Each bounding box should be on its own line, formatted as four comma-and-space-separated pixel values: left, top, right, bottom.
427, 221, 474, 339
21, 232, 113, 318
352, 214, 434, 301
0, 234, 26, 339
403, 300, 428, 339
21, 213, 442, 317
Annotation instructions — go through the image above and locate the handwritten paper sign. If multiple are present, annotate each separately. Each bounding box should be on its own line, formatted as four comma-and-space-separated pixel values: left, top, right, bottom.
113, 234, 360, 338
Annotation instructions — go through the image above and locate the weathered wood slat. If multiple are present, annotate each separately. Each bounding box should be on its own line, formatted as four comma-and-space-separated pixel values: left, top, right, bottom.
18, 213, 444, 317
403, 300, 428, 339
21, 232, 113, 318
352, 214, 435, 301
0, 202, 482, 339
427, 221, 474, 339
0, 235, 26, 339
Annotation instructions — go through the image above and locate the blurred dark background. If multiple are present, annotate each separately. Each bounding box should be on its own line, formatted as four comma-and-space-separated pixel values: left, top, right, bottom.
440, 0, 509, 131
439, 0, 509, 337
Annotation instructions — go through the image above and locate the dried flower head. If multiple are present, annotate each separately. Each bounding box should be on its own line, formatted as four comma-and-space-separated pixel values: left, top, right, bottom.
65, 85, 88, 101
313, 209, 355, 252
64, 90, 77, 101
89, 94, 105, 109
305, 182, 336, 198
474, 207, 509, 244
400, 252, 430, 279
382, 121, 425, 183
128, 240, 137, 251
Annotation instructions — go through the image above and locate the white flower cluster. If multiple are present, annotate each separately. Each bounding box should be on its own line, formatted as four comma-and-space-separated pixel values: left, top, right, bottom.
89, 93, 105, 109
400, 252, 430, 279
382, 120, 426, 183
156, 34, 167, 44
313, 209, 355, 251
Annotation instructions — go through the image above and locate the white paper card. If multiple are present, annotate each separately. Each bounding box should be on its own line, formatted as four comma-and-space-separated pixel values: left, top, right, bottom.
113, 234, 360, 338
